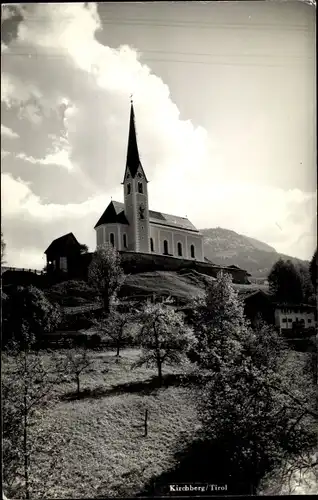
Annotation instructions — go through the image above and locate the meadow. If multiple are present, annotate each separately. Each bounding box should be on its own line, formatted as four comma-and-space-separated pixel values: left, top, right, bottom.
4, 348, 200, 499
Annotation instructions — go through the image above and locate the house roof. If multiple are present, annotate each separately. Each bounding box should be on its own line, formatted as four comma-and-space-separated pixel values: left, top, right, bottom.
237, 288, 271, 301
94, 201, 129, 229
149, 209, 199, 232
274, 303, 316, 310
44, 232, 80, 255
95, 200, 199, 232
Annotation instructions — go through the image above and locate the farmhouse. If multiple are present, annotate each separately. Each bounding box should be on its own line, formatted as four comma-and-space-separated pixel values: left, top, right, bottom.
274, 303, 316, 336
94, 101, 205, 262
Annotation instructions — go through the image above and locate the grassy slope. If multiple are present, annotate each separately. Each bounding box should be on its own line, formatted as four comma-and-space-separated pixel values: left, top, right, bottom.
121, 270, 267, 301
28, 349, 198, 499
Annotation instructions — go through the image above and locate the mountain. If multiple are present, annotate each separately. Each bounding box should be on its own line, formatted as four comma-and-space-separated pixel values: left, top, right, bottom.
201, 227, 308, 278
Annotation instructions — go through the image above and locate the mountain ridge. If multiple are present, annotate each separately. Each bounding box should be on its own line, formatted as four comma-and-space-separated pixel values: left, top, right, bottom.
200, 227, 308, 278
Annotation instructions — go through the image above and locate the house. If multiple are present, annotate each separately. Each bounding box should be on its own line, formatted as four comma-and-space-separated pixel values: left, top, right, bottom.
44, 233, 92, 281
274, 303, 316, 336
94, 101, 205, 262
236, 288, 275, 327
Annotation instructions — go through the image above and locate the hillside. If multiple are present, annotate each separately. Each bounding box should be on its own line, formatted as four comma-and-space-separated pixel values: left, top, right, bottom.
119, 270, 268, 302
201, 227, 308, 278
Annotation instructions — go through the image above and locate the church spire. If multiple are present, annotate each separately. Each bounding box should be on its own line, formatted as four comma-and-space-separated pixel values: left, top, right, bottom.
125, 99, 142, 179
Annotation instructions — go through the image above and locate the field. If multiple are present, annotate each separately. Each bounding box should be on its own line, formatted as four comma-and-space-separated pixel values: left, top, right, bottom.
3, 342, 316, 498
4, 348, 200, 499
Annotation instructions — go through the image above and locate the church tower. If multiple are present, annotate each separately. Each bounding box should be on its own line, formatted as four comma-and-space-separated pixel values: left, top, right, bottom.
122, 100, 150, 253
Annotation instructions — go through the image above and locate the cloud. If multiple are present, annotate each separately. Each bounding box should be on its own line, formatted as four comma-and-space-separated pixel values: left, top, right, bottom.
17, 149, 73, 171
1, 3, 316, 267
1, 123, 19, 138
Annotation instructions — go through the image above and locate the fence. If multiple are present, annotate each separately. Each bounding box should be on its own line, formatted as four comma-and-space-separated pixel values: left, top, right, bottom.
62, 302, 103, 315
1, 266, 43, 275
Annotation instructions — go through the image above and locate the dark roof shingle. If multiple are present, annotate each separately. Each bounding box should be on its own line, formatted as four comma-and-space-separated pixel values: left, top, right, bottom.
94, 201, 129, 229
45, 233, 80, 255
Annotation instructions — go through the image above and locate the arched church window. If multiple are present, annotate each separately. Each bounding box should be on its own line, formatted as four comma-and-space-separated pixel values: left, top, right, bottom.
127, 183, 131, 195
190, 244, 195, 259
163, 240, 169, 255
150, 238, 154, 252
177, 242, 183, 257
110, 233, 115, 247
123, 234, 127, 248
138, 182, 143, 194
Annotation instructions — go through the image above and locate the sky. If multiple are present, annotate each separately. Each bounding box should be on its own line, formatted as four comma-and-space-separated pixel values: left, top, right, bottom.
1, 1, 316, 269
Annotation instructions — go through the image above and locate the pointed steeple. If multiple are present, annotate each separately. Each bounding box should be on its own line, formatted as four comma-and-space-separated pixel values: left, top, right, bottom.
125, 99, 142, 179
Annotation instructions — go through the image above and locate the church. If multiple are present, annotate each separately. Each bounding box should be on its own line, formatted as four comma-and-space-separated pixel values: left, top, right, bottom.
94, 102, 205, 262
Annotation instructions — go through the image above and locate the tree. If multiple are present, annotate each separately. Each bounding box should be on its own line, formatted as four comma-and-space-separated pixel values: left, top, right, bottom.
1, 230, 6, 265
88, 243, 125, 315
309, 250, 317, 289
189, 271, 250, 371
2, 334, 69, 499
79, 243, 89, 254
134, 302, 194, 387
295, 262, 315, 304
65, 346, 92, 395
93, 310, 134, 357
2, 286, 61, 348
191, 276, 317, 494
268, 259, 303, 304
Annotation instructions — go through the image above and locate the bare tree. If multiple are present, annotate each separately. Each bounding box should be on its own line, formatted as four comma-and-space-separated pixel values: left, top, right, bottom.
93, 310, 134, 357
1, 230, 6, 266
65, 345, 93, 395
2, 332, 68, 499
88, 243, 125, 315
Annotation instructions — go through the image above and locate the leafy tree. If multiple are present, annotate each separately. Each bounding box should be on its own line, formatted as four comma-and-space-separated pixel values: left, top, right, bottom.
191, 276, 317, 494
79, 243, 89, 254
2, 334, 69, 499
65, 346, 93, 395
2, 286, 61, 348
189, 271, 250, 371
268, 259, 303, 304
93, 310, 134, 357
88, 243, 125, 315
1, 230, 6, 265
309, 250, 317, 289
134, 302, 194, 387
295, 262, 315, 304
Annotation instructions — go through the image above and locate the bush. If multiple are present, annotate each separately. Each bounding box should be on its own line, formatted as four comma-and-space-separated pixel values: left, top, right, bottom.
2, 285, 61, 348
46, 280, 98, 305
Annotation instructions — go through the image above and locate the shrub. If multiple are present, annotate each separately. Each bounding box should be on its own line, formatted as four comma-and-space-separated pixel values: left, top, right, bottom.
46, 280, 97, 305
2, 285, 61, 348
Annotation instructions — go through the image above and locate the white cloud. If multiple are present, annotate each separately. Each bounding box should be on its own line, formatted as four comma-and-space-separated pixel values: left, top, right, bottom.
1, 3, 316, 266
1, 124, 19, 139
17, 149, 74, 171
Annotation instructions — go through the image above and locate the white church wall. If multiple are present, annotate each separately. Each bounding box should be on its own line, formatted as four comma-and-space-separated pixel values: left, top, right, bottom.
186, 234, 204, 261
157, 228, 174, 255
96, 223, 121, 250
149, 223, 204, 261
172, 232, 188, 259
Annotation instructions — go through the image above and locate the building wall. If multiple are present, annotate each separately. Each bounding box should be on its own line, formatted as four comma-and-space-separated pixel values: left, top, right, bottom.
123, 174, 137, 251
134, 167, 150, 253
123, 166, 150, 253
96, 223, 130, 251
149, 224, 204, 261
274, 307, 316, 330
